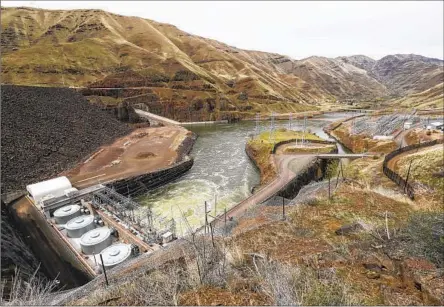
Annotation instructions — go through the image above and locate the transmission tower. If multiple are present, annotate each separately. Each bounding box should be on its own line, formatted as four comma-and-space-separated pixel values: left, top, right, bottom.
288, 113, 293, 130
255, 113, 260, 135
302, 116, 307, 144
269, 112, 275, 144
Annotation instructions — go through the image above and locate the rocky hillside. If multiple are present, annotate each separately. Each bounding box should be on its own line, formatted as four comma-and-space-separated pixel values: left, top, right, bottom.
278, 56, 389, 101
339, 54, 444, 97
1, 6, 443, 119
0, 85, 132, 194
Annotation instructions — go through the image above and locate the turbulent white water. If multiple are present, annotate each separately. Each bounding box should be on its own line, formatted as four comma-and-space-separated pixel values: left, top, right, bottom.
137, 113, 355, 233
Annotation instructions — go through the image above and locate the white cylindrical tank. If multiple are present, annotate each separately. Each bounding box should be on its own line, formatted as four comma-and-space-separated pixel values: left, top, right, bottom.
100, 243, 132, 269
65, 215, 95, 238
53, 204, 81, 224
80, 227, 112, 255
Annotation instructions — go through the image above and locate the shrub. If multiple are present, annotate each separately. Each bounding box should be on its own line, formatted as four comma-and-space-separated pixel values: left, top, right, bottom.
402, 212, 444, 267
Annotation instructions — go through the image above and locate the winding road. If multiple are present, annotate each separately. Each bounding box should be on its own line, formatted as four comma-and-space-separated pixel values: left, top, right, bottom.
206, 154, 315, 229
207, 151, 373, 230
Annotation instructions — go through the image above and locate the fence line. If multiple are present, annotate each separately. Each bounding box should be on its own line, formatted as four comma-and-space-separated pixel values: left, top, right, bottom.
382, 139, 442, 200
271, 139, 336, 154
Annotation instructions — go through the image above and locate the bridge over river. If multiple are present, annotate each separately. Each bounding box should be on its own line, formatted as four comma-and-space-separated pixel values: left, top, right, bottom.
135, 109, 229, 126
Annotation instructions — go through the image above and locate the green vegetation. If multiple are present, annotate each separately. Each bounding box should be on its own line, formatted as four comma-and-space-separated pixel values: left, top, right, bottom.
249, 128, 323, 147
283, 144, 336, 154
246, 128, 324, 184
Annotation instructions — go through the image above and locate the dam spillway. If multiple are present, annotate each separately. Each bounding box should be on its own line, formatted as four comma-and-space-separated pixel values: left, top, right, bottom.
136, 113, 356, 234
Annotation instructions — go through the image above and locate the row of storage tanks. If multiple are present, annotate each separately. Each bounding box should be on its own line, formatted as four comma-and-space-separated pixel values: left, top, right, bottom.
53, 204, 139, 270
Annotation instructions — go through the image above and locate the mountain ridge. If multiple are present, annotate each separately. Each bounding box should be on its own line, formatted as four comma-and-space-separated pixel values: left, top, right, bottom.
1, 6, 443, 119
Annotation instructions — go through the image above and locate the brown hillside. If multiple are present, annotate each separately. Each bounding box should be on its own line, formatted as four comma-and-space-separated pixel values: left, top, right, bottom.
2, 7, 443, 119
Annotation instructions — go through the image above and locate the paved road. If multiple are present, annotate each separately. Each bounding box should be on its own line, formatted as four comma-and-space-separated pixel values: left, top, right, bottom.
315, 153, 374, 159
206, 152, 372, 229
208, 155, 316, 229
277, 153, 374, 159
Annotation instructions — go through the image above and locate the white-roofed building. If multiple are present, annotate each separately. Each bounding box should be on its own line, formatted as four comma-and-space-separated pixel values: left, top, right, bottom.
431, 122, 443, 130
26, 176, 72, 203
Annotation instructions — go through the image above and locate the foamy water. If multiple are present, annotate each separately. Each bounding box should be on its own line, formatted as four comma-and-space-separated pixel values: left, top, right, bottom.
137, 113, 355, 233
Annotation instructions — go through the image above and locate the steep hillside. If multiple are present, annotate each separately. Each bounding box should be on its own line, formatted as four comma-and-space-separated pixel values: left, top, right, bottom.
1, 7, 443, 118
371, 54, 443, 95
278, 56, 388, 101
384, 83, 444, 110
338, 54, 444, 97
0, 6, 322, 121
0, 85, 132, 194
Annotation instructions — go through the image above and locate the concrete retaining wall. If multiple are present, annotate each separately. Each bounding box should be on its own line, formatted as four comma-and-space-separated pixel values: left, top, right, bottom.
109, 157, 194, 197
275, 147, 338, 199
8, 198, 94, 289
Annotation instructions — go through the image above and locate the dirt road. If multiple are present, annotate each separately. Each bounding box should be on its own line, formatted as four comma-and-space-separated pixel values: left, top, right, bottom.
64, 126, 191, 189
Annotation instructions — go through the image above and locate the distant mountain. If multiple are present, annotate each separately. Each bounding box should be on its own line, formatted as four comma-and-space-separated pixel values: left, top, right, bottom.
280, 56, 388, 100
1, 6, 443, 118
336, 55, 376, 72
370, 54, 443, 95
337, 54, 443, 96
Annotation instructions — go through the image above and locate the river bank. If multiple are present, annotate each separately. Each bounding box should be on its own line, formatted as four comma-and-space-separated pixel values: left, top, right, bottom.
65, 112, 444, 306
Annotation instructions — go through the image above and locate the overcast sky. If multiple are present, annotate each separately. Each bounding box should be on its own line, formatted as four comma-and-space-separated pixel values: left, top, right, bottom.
3, 1, 443, 60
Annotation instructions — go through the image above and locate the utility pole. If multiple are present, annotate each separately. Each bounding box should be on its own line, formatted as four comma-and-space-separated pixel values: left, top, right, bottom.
224, 208, 227, 231
204, 201, 209, 235
289, 113, 293, 130
302, 116, 307, 144
328, 177, 331, 201
269, 112, 275, 144
255, 113, 260, 135
282, 196, 286, 220
404, 159, 414, 192
100, 254, 109, 287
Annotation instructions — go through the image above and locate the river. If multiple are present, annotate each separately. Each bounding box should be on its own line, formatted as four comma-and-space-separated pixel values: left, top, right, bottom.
137, 112, 355, 234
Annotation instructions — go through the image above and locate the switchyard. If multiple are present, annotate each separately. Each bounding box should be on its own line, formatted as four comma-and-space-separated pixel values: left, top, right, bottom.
25, 176, 178, 277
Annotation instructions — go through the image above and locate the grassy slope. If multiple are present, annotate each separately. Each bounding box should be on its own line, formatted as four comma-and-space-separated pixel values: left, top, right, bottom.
3, 6, 443, 118
1, 6, 321, 118
246, 129, 322, 184
396, 145, 444, 192
383, 83, 444, 110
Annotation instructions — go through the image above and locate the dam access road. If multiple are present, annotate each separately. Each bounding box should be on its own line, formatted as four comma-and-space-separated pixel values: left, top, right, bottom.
207, 151, 370, 230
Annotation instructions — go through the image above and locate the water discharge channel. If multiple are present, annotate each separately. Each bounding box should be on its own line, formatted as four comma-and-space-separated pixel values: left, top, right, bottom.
137, 113, 355, 234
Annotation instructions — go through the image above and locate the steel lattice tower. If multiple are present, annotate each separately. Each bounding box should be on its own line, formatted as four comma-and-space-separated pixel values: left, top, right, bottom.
269, 112, 275, 144
255, 113, 260, 135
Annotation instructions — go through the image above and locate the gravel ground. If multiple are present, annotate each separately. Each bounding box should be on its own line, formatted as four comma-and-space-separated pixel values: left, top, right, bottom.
1, 85, 132, 194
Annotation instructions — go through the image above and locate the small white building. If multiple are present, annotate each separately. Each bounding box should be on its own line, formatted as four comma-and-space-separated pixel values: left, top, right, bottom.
373, 135, 394, 141
161, 231, 173, 244
26, 176, 72, 203
403, 121, 413, 130
431, 122, 443, 131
